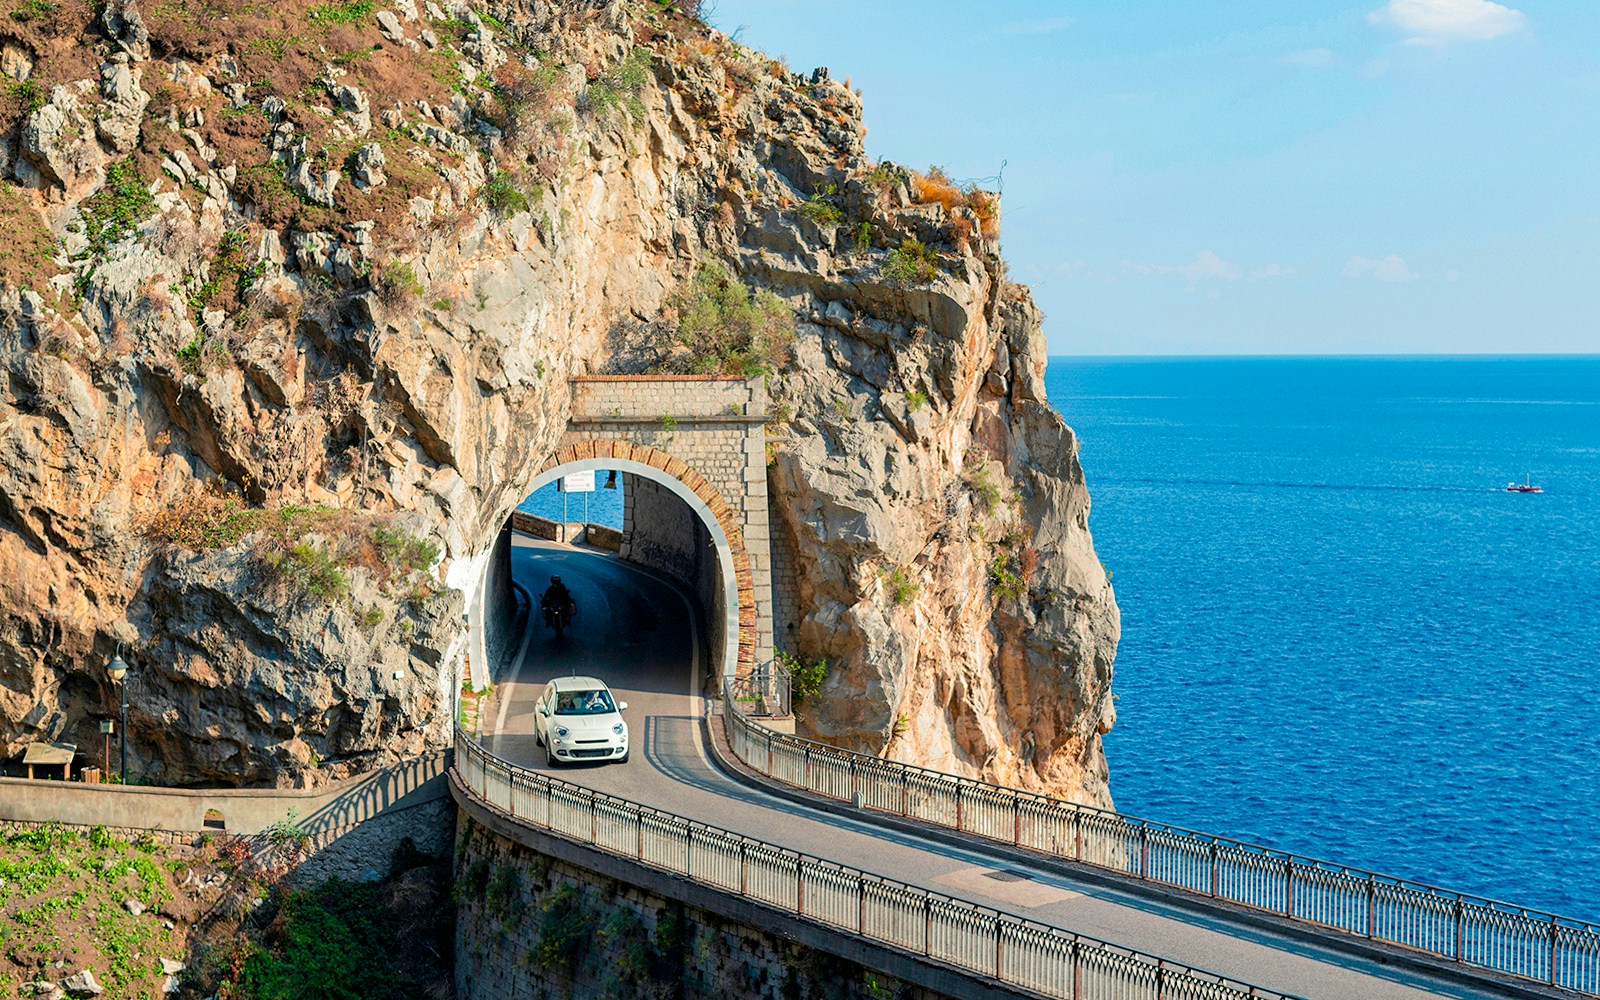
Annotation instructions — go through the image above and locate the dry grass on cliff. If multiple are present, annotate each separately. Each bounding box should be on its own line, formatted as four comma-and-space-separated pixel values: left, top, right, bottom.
909, 167, 1001, 241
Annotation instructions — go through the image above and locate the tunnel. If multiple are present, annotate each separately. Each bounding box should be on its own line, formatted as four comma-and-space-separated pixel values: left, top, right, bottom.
470, 455, 744, 718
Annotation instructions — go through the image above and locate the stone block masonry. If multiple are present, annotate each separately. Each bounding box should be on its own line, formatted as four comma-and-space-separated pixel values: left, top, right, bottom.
558, 376, 776, 675
454, 808, 967, 1000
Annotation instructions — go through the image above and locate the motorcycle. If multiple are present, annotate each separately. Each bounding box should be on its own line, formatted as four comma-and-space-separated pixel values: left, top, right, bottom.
542, 594, 577, 638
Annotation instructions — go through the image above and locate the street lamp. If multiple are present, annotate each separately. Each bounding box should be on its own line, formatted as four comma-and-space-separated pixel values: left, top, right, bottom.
105, 652, 130, 784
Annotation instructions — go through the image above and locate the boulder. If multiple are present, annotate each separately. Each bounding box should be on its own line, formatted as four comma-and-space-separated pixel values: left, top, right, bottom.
21, 87, 101, 192
97, 62, 150, 154
60, 970, 102, 997
376, 10, 405, 43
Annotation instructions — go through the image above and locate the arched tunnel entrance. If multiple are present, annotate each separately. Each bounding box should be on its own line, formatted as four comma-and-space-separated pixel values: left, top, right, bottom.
470, 444, 757, 713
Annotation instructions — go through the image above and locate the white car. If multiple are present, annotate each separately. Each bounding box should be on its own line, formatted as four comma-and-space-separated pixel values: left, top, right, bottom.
534, 676, 630, 766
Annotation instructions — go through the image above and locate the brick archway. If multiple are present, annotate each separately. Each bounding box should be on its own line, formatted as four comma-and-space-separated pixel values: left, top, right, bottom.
526, 440, 758, 681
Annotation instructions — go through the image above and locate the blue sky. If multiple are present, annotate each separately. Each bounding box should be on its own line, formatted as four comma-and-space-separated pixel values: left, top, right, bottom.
709, 1, 1600, 355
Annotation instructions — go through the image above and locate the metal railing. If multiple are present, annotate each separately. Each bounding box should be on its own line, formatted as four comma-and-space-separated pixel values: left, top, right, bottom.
722, 684, 1600, 997
727, 659, 792, 719
454, 728, 1299, 1000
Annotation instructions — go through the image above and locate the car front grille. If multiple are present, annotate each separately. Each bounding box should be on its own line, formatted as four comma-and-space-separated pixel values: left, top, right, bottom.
569, 748, 616, 759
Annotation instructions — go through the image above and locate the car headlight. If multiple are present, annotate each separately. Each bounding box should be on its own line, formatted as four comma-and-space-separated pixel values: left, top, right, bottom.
612, 723, 625, 736
556, 727, 570, 739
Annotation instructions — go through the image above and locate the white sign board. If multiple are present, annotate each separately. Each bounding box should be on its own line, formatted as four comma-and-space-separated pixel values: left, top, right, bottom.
558, 471, 596, 493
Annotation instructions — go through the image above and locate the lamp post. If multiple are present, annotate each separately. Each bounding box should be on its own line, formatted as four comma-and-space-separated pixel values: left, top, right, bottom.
105, 652, 129, 784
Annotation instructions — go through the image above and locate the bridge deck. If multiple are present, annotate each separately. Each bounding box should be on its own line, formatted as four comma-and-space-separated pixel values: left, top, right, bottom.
481, 537, 1525, 1000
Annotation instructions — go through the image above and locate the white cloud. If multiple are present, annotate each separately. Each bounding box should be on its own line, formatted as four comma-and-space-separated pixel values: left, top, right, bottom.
998, 16, 1075, 37
1344, 254, 1416, 283
1368, 0, 1528, 45
1281, 48, 1340, 68
1124, 251, 1295, 291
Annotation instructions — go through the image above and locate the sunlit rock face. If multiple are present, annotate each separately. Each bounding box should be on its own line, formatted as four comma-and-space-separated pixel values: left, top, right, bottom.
0, 0, 1116, 801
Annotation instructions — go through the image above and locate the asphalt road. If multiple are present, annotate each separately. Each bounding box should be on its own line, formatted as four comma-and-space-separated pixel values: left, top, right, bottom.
480, 535, 1517, 1000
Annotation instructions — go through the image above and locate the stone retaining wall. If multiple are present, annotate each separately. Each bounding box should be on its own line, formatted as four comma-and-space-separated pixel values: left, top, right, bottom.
0, 753, 453, 885
453, 809, 960, 1000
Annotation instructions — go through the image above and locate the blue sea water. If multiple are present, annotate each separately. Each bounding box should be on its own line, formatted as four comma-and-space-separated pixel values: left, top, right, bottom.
1044, 356, 1600, 922
516, 477, 625, 528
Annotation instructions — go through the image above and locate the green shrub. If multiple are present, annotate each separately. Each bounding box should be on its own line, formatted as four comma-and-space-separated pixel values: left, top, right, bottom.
965, 462, 1003, 513
9, 0, 58, 23
905, 389, 928, 412
796, 184, 842, 227
584, 49, 651, 120
885, 566, 919, 606
267, 542, 350, 602
852, 220, 873, 255
776, 648, 828, 704
176, 335, 231, 377
374, 260, 424, 305
989, 553, 1027, 602
480, 172, 530, 217
486, 863, 522, 917
80, 159, 155, 264
239, 879, 418, 1000
884, 237, 939, 283
668, 262, 793, 377
534, 883, 590, 977
308, 0, 375, 23
370, 525, 439, 574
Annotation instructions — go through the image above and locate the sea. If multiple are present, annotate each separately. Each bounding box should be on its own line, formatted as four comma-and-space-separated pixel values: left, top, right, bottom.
1045, 356, 1600, 922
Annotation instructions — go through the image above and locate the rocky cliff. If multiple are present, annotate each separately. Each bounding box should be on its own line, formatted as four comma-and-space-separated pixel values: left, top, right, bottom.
0, 0, 1118, 803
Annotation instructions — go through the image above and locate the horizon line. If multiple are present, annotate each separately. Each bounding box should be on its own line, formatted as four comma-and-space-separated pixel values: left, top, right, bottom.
1046, 352, 1600, 360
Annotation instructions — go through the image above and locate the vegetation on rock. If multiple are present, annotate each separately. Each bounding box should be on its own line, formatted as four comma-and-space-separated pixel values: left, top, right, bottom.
666, 262, 794, 377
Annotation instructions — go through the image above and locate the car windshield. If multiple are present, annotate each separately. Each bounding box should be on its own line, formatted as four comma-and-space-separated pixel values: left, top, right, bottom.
555, 689, 615, 715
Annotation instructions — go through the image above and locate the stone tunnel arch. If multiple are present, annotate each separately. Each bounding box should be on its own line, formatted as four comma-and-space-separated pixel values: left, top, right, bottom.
469, 440, 758, 692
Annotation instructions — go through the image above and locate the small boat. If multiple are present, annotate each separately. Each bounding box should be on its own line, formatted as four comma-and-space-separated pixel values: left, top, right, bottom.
1506, 474, 1543, 494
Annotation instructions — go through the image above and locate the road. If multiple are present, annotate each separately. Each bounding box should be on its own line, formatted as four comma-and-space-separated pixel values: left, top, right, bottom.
481, 535, 1513, 1000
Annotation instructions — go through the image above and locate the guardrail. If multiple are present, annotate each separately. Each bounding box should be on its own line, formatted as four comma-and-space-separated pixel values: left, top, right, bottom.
727, 659, 792, 719
722, 683, 1600, 997
454, 729, 1300, 1000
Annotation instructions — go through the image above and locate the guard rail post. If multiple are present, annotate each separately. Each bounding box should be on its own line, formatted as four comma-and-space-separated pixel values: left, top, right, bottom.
1453, 895, 1464, 962
1366, 874, 1376, 939
1284, 856, 1295, 917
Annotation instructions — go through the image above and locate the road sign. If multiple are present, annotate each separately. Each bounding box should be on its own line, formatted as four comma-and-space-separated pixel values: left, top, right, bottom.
558, 471, 596, 493
99, 720, 113, 734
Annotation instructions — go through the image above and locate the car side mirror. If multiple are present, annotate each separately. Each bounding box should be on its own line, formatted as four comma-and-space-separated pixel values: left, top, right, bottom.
537, 705, 548, 716
617, 701, 628, 712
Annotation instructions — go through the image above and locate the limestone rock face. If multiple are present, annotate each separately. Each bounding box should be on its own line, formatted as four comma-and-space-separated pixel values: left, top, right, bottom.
0, 0, 1117, 802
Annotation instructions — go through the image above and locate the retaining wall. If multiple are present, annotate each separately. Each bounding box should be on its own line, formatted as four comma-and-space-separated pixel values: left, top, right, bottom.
453, 802, 972, 1000
0, 753, 453, 882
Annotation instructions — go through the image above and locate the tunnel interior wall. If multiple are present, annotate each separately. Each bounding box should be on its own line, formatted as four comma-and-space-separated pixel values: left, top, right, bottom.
621, 473, 723, 686
481, 528, 518, 681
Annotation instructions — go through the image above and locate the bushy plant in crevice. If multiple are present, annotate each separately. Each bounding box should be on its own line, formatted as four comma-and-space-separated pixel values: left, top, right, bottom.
777, 648, 828, 704
532, 882, 591, 978
795, 183, 843, 227
665, 262, 794, 377
79, 159, 156, 267
373, 260, 424, 306
237, 878, 419, 1000
480, 171, 531, 218
582, 48, 652, 121
885, 566, 919, 606
264, 541, 351, 601
883, 237, 939, 283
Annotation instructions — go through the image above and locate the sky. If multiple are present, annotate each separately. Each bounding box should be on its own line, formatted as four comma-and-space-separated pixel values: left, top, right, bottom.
707, 1, 1600, 355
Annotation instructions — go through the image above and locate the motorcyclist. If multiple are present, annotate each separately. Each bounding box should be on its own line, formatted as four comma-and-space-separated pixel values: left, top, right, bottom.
541, 575, 575, 627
